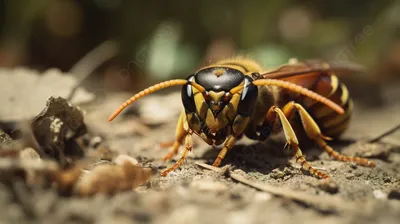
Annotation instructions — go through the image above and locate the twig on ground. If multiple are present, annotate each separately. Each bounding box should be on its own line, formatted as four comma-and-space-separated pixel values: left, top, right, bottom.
195, 161, 222, 172
196, 162, 354, 213
368, 124, 400, 143
290, 163, 327, 171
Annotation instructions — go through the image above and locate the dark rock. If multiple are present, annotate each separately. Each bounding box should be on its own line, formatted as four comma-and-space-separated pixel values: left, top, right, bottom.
388, 189, 400, 200
31, 97, 87, 165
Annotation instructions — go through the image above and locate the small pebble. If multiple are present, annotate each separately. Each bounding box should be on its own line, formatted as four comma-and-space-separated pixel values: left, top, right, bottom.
318, 179, 339, 194
114, 154, 139, 166
253, 192, 272, 202
190, 179, 228, 193
283, 175, 292, 181
230, 192, 242, 200
373, 190, 387, 199
89, 136, 102, 148
345, 173, 355, 180
270, 168, 285, 179
354, 171, 363, 177
19, 147, 40, 160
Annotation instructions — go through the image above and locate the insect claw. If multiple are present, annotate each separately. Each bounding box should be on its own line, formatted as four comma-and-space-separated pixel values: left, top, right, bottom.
160, 170, 170, 177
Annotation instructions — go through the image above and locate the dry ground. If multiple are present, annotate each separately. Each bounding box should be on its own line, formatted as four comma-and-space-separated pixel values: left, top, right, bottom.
1, 87, 400, 224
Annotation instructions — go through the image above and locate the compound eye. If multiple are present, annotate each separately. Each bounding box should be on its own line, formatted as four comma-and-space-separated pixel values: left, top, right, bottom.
181, 75, 197, 113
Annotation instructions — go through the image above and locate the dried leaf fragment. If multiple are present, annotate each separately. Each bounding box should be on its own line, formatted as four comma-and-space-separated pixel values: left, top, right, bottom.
75, 161, 152, 196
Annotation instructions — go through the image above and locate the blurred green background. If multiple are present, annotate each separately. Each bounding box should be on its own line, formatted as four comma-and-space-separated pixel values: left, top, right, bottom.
0, 0, 399, 93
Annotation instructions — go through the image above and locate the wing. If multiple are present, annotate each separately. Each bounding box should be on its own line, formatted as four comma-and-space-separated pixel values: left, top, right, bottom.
260, 59, 365, 89
261, 60, 328, 89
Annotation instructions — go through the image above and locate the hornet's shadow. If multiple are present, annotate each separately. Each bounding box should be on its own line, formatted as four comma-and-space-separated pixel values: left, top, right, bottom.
200, 137, 355, 175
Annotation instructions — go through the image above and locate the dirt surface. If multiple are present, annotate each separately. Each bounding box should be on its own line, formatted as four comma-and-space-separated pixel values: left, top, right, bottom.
1, 84, 400, 223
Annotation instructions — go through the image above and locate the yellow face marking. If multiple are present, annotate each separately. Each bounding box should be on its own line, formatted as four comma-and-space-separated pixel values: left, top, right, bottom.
208, 91, 225, 111
205, 109, 218, 132
205, 108, 229, 133
186, 113, 202, 133
192, 86, 208, 119
226, 94, 240, 121
209, 91, 225, 102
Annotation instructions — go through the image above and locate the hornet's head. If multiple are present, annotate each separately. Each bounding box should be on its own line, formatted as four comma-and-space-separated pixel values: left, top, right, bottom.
181, 67, 258, 145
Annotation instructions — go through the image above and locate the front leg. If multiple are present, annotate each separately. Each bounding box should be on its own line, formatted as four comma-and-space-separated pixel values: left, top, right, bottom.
212, 136, 236, 167
212, 114, 250, 167
161, 131, 193, 176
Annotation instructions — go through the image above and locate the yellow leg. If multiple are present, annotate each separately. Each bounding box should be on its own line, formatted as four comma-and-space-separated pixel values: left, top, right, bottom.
282, 101, 375, 167
212, 136, 236, 167
270, 106, 330, 179
161, 132, 193, 176
162, 110, 188, 161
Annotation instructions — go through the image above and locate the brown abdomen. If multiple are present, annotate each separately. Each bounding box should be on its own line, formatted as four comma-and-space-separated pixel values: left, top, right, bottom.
286, 73, 352, 137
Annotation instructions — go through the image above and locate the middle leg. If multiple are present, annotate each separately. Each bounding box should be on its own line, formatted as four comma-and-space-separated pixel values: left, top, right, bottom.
162, 109, 188, 161
212, 136, 236, 167
266, 106, 330, 179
